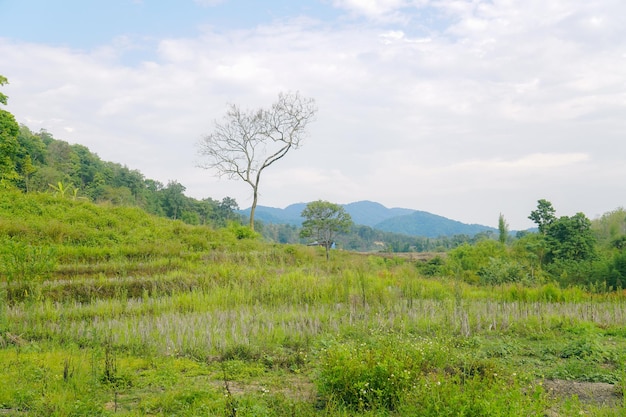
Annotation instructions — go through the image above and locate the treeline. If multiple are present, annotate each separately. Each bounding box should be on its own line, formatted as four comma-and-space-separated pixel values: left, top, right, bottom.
2, 125, 240, 227
254, 199, 626, 290
432, 201, 626, 291
257, 221, 491, 253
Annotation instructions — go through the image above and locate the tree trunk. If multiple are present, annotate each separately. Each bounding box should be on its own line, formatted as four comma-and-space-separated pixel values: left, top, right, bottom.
249, 186, 258, 231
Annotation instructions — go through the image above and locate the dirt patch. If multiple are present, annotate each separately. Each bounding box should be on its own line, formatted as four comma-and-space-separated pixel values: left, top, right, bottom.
543, 379, 623, 408
213, 374, 317, 402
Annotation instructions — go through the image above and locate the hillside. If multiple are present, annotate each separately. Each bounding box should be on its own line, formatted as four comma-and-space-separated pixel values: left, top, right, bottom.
1, 125, 238, 227
1, 190, 626, 417
374, 210, 496, 238
242, 200, 496, 238
0, 189, 247, 268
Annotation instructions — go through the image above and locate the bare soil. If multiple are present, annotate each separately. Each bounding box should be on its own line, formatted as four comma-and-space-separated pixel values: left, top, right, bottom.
543, 379, 623, 414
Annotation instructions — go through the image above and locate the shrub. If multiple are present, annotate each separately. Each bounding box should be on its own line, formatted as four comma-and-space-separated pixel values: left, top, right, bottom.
227, 222, 259, 240
316, 336, 449, 411
478, 257, 527, 285
446, 241, 507, 283
417, 256, 445, 276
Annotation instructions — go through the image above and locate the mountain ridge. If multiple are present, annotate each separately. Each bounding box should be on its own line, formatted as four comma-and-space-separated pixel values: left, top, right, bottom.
240, 200, 497, 238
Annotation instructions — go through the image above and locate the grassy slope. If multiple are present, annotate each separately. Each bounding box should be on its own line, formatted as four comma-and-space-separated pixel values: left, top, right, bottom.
0, 190, 625, 416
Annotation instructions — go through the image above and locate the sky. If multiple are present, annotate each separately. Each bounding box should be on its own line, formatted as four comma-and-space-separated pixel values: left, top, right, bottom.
1, 0, 625, 230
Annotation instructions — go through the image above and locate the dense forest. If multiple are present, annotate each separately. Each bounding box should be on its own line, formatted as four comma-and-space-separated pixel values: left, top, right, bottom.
2, 123, 240, 227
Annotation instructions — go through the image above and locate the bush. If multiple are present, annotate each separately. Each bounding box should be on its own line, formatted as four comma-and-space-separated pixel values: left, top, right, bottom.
227, 222, 259, 240
478, 257, 527, 285
446, 241, 507, 283
316, 336, 449, 411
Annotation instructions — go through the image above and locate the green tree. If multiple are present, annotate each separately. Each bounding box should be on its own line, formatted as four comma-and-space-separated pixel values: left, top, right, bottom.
161, 180, 187, 220
197, 91, 317, 231
512, 232, 548, 280
498, 213, 509, 245
0, 76, 20, 188
15, 126, 46, 191
300, 200, 353, 261
592, 207, 626, 248
0, 75, 8, 105
546, 212, 596, 262
20, 154, 36, 192
529, 199, 556, 234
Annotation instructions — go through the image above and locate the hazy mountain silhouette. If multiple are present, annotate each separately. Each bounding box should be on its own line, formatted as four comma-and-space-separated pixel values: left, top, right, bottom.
240, 200, 497, 238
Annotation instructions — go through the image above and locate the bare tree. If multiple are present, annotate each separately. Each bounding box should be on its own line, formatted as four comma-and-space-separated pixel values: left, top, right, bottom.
197, 92, 317, 230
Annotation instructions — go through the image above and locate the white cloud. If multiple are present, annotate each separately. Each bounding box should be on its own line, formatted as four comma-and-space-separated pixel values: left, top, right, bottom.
333, 0, 405, 15
331, 0, 413, 22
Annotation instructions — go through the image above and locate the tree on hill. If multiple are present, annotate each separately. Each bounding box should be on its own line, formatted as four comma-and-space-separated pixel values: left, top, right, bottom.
197, 91, 317, 231
300, 200, 353, 260
2, 121, 241, 227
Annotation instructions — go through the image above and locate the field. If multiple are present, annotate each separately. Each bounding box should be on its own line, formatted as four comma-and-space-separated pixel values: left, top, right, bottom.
0, 191, 625, 416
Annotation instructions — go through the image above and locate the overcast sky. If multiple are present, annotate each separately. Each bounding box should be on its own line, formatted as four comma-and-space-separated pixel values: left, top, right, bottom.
1, 0, 625, 230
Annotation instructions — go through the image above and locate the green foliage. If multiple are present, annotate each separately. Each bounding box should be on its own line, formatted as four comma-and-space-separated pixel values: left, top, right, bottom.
498, 213, 509, 245
0, 74, 8, 105
0, 108, 21, 188
446, 240, 507, 283
478, 257, 528, 285
5, 125, 240, 227
560, 335, 611, 363
545, 212, 596, 262
416, 256, 445, 276
227, 222, 259, 240
301, 200, 353, 260
592, 207, 626, 248
317, 335, 447, 411
529, 199, 556, 234
317, 335, 549, 415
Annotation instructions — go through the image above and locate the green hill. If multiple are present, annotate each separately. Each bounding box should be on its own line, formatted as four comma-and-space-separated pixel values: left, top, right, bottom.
0, 189, 262, 300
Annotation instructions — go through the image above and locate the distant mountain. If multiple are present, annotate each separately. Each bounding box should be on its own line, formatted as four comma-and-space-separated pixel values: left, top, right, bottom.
240, 200, 497, 238
244, 204, 306, 226
373, 211, 496, 238
343, 201, 415, 227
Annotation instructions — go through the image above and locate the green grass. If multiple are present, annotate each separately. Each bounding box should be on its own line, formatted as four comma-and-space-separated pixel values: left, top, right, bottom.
1, 190, 626, 416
